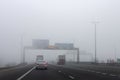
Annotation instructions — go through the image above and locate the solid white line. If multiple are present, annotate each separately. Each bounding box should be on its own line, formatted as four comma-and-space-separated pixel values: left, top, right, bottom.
69, 75, 75, 79
16, 66, 35, 80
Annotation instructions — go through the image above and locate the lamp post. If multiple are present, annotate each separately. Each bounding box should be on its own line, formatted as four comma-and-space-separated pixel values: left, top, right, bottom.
92, 21, 99, 63
23, 47, 25, 63
94, 23, 97, 63
114, 47, 117, 62
21, 34, 25, 64
77, 48, 80, 63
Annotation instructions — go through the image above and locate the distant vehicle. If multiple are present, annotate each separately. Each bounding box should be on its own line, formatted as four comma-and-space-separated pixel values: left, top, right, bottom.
36, 55, 44, 61
35, 60, 48, 70
57, 55, 66, 65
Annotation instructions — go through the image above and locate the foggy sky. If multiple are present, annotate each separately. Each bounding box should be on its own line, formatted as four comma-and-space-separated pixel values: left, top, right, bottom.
0, 0, 120, 64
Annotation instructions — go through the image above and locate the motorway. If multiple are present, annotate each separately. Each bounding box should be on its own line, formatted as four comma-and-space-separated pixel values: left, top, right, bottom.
0, 64, 120, 80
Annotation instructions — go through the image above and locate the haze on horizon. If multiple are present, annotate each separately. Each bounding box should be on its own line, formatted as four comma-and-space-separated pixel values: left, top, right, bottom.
0, 0, 120, 66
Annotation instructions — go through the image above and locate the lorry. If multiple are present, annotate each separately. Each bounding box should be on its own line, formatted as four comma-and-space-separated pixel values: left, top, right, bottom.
36, 55, 44, 61
57, 55, 66, 65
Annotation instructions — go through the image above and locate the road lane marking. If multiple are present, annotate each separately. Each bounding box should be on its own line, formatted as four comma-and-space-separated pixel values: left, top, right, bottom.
101, 73, 107, 75
63, 73, 66, 74
89, 70, 95, 73
87, 70, 91, 72
110, 74, 117, 77
69, 75, 75, 79
16, 66, 35, 80
95, 71, 101, 74
58, 70, 61, 72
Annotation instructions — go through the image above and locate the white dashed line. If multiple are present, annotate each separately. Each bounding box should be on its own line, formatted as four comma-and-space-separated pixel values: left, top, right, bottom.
80, 69, 117, 77
69, 75, 75, 79
101, 73, 107, 75
110, 74, 117, 77
87, 70, 91, 72
90, 70, 95, 72
95, 71, 101, 74
58, 70, 61, 72
16, 66, 35, 80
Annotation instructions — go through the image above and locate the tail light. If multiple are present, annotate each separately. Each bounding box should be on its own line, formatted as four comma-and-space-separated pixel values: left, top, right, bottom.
43, 62, 48, 66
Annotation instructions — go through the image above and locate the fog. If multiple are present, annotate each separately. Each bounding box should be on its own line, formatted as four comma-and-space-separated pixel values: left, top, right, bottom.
0, 0, 120, 66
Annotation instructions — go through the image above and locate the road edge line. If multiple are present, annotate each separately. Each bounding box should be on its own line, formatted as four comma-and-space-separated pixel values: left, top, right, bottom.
16, 66, 35, 80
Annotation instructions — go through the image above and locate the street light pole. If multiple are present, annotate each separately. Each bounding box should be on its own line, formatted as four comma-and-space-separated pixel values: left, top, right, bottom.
21, 35, 23, 64
94, 23, 97, 63
77, 48, 80, 63
92, 21, 99, 63
23, 47, 25, 63
21, 34, 25, 64
114, 47, 117, 62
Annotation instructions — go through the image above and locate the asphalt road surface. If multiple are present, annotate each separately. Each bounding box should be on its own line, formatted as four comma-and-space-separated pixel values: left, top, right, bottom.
0, 64, 120, 80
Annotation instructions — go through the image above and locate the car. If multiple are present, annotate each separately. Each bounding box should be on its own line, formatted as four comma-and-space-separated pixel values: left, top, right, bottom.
35, 60, 48, 70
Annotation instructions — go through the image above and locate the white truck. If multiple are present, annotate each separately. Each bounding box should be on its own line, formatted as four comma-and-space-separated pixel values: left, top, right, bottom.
36, 55, 44, 61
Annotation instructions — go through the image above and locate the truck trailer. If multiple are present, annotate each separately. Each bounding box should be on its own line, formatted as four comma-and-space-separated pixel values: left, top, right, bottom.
57, 55, 66, 65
